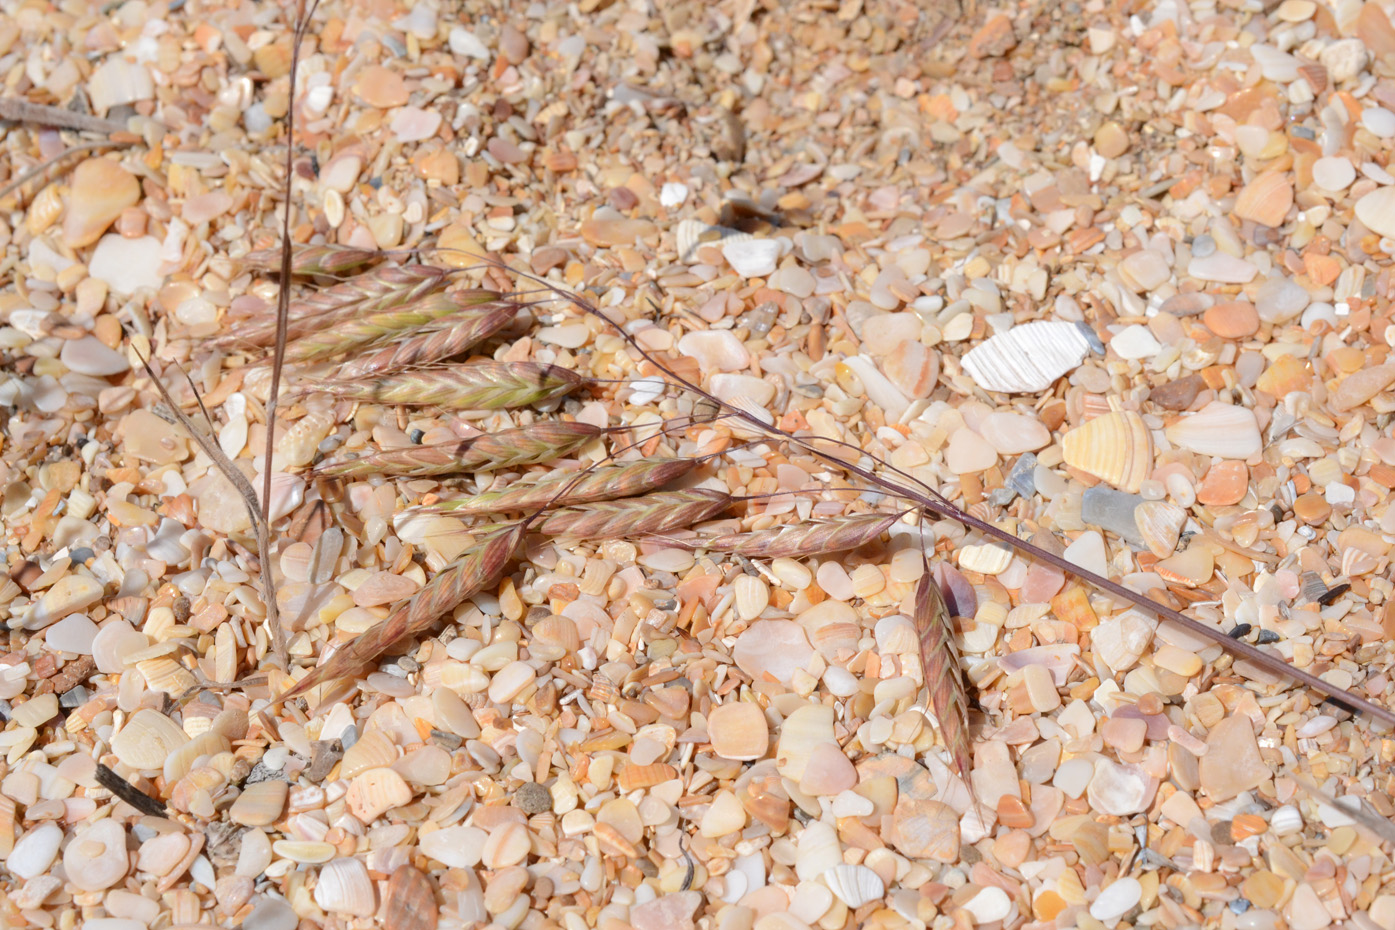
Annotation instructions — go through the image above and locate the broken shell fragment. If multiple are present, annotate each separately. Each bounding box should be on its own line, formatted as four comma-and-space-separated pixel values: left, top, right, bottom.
961, 320, 1092, 393
1062, 410, 1152, 493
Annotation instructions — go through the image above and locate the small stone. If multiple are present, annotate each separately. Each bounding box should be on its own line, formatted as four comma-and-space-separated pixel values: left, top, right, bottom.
968, 14, 1016, 58
1087, 759, 1157, 815
945, 428, 996, 473
888, 798, 959, 861
229, 780, 288, 827
45, 613, 99, 653
1312, 156, 1355, 192
61, 336, 128, 376
732, 620, 814, 686
321, 154, 362, 193
449, 27, 490, 60
1355, 186, 1395, 239
88, 235, 165, 295
1081, 487, 1145, 549
182, 192, 233, 225
700, 790, 747, 837
1255, 275, 1310, 323
390, 106, 442, 142
678, 330, 749, 373
1320, 38, 1367, 83
1188, 253, 1257, 284
708, 702, 769, 761
1200, 716, 1270, 800
1293, 491, 1332, 525
1100, 716, 1147, 753
1196, 461, 1249, 506
722, 239, 781, 277
1203, 301, 1259, 339
64, 158, 140, 249
1285, 883, 1333, 930
1332, 363, 1395, 410
769, 266, 815, 298
1149, 375, 1203, 410
978, 412, 1050, 455
515, 782, 552, 814
963, 887, 1012, 924
353, 65, 409, 107
18, 574, 104, 631
1094, 121, 1129, 158
1109, 324, 1160, 360
1118, 249, 1169, 291
580, 217, 658, 246
1090, 877, 1143, 923
630, 892, 700, 930
798, 742, 856, 796
498, 24, 529, 63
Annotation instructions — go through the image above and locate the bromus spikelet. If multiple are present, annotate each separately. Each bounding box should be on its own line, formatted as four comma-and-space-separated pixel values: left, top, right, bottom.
337, 301, 522, 378
280, 523, 524, 701
421, 457, 697, 516
282, 290, 507, 364
653, 511, 899, 559
914, 570, 973, 784
216, 264, 451, 350
242, 244, 382, 276
537, 488, 729, 539
310, 361, 584, 410
317, 421, 603, 478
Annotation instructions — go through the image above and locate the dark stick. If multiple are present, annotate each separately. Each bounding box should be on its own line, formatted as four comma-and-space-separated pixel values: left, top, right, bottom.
94, 763, 168, 818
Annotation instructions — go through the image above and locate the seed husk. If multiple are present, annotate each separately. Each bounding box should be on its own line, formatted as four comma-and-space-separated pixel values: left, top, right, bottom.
317, 421, 603, 478
241, 244, 383, 276
336, 302, 522, 378
283, 290, 508, 364
280, 524, 524, 700
536, 488, 729, 539
310, 361, 584, 410
422, 457, 697, 516
915, 571, 973, 784
652, 512, 899, 559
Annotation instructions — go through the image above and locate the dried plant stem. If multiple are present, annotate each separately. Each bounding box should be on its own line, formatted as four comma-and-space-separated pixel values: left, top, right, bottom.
537, 489, 729, 539
519, 262, 1395, 730
317, 421, 603, 478
311, 361, 584, 410
914, 568, 973, 783
651, 512, 901, 559
279, 524, 524, 701
422, 457, 698, 516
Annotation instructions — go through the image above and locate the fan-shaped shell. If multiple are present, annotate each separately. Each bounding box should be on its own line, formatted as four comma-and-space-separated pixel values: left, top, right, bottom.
961, 320, 1092, 393
1062, 410, 1152, 493
313, 857, 376, 917
823, 863, 886, 908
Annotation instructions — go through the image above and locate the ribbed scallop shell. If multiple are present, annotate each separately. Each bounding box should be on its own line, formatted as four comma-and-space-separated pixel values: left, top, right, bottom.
1062, 410, 1152, 493
961, 320, 1092, 393
340, 730, 397, 779
1134, 500, 1186, 558
823, 863, 886, 908
675, 218, 753, 262
313, 857, 377, 917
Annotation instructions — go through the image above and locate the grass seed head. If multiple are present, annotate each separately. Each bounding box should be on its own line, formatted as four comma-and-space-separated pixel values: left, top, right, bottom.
317, 421, 603, 478
654, 511, 899, 559
537, 488, 730, 539
310, 360, 584, 410
422, 457, 698, 516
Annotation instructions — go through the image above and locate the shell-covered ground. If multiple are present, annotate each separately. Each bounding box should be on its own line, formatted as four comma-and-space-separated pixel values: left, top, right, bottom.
3, 0, 1395, 929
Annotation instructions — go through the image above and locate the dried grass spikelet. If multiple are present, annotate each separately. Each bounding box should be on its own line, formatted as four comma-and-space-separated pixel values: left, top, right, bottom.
536, 489, 730, 539
1061, 409, 1151, 493
337, 301, 522, 378
214, 264, 451, 350
241, 244, 383, 276
914, 572, 973, 784
309, 361, 584, 410
654, 512, 899, 559
282, 290, 508, 364
317, 421, 603, 478
279, 524, 524, 701
423, 457, 697, 516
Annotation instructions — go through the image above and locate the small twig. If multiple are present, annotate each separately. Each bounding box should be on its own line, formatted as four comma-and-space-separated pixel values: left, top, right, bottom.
0, 98, 129, 134
94, 763, 168, 818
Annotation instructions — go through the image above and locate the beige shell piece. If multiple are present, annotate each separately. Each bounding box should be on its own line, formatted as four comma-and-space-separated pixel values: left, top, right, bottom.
163, 731, 232, 784
313, 857, 377, 917
112, 708, 191, 770
1062, 410, 1153, 493
229, 780, 289, 827
345, 767, 413, 823
64, 820, 130, 892
340, 730, 397, 779
675, 218, 753, 262
26, 183, 66, 235
775, 704, 835, 782
707, 702, 770, 761
136, 832, 190, 878
136, 655, 199, 696
1134, 500, 1187, 558
961, 320, 1093, 393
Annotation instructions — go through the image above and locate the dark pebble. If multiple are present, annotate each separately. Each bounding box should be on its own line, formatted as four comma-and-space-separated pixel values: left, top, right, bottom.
516, 781, 552, 814
1149, 374, 1205, 410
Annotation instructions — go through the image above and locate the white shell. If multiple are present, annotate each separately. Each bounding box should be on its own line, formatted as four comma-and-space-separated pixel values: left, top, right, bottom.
1163, 402, 1262, 458
822, 863, 885, 908
1270, 805, 1303, 836
313, 857, 376, 917
961, 320, 1092, 393
675, 219, 753, 262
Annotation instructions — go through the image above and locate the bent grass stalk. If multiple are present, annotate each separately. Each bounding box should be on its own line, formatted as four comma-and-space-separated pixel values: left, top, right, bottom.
497, 257, 1395, 734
